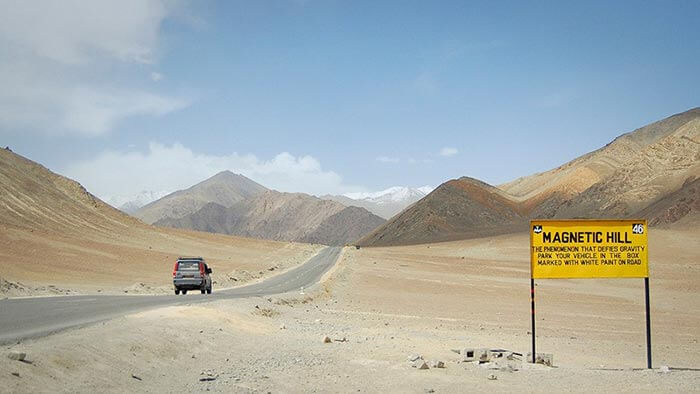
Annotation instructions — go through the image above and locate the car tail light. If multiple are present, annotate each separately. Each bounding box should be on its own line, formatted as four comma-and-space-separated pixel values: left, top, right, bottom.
172, 262, 178, 277
199, 262, 205, 276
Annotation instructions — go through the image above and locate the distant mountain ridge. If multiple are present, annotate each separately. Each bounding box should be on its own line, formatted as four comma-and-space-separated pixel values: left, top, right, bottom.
135, 171, 268, 224
107, 190, 169, 214
157, 190, 386, 246
360, 107, 700, 246
322, 186, 433, 219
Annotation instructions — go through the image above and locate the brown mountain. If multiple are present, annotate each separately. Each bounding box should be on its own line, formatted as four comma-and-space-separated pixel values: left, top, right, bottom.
636, 176, 700, 227
501, 108, 700, 215
0, 147, 142, 235
358, 177, 528, 246
135, 171, 267, 224
360, 107, 700, 246
301, 206, 387, 245
156, 191, 386, 246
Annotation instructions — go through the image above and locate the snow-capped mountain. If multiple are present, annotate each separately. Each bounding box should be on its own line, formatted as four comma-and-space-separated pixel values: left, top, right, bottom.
106, 190, 170, 214
344, 186, 433, 204
322, 186, 433, 219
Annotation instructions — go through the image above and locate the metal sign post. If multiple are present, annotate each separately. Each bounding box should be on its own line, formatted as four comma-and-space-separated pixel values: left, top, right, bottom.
645, 277, 652, 369
530, 277, 536, 364
529, 219, 651, 369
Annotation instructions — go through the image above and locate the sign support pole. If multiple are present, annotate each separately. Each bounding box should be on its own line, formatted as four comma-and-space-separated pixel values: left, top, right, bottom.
530, 278, 536, 364
644, 277, 652, 369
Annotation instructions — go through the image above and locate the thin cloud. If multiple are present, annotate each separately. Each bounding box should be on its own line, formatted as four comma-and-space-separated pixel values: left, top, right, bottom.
150, 72, 164, 82
0, 0, 190, 136
439, 147, 458, 157
376, 156, 400, 163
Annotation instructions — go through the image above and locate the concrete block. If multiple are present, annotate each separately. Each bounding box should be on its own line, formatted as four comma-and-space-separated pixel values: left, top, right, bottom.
526, 352, 554, 367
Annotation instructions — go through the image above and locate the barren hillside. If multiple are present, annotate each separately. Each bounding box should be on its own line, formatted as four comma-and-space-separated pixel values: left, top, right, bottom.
301, 206, 387, 245
361, 108, 700, 246
551, 117, 700, 219
358, 177, 527, 246
636, 176, 700, 227
157, 191, 386, 246
501, 108, 700, 205
135, 171, 268, 224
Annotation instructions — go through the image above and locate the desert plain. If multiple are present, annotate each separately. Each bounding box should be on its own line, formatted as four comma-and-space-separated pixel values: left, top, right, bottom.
2, 227, 698, 393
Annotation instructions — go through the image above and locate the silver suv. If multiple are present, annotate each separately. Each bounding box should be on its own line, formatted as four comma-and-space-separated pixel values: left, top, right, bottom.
172, 257, 212, 295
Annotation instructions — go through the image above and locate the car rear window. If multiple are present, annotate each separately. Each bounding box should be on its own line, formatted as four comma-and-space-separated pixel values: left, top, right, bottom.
177, 261, 200, 271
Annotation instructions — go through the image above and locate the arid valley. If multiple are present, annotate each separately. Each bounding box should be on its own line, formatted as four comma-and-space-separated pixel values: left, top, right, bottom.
2, 108, 700, 392
2, 3, 700, 392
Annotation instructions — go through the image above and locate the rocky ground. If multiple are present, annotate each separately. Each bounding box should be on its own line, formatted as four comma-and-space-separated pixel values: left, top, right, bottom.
1, 229, 698, 393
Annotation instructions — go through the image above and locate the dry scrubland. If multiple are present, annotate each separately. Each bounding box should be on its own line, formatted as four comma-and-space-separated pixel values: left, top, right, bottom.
2, 229, 699, 392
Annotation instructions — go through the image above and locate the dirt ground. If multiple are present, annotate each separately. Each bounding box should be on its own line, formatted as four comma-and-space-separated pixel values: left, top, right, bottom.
1, 229, 699, 392
0, 223, 324, 296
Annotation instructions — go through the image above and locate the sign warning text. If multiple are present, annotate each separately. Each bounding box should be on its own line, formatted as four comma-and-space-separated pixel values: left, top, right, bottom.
530, 220, 648, 279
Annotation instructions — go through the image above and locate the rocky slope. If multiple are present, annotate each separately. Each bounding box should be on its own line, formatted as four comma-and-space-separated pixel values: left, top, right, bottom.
135, 171, 268, 224
0, 147, 141, 235
636, 176, 700, 227
358, 177, 527, 246
301, 206, 387, 245
157, 191, 386, 246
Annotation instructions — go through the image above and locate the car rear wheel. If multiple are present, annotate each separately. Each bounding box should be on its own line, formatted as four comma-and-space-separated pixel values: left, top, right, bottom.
182, 290, 188, 295
206, 286, 212, 294
175, 289, 180, 295
200, 288, 205, 294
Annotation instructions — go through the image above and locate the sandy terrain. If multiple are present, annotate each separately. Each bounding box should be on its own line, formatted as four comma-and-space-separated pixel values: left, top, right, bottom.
0, 224, 323, 296
2, 229, 698, 392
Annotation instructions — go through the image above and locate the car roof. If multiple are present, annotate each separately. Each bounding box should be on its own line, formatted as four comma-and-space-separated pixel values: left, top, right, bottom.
177, 257, 204, 261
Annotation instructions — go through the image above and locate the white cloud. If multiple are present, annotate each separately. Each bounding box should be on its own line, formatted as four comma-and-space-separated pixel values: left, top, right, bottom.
62, 142, 361, 200
0, 0, 189, 136
150, 72, 164, 82
376, 156, 400, 163
0, 0, 168, 65
439, 147, 458, 157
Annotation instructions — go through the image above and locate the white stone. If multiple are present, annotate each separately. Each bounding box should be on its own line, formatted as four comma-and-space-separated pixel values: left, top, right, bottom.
7, 351, 26, 361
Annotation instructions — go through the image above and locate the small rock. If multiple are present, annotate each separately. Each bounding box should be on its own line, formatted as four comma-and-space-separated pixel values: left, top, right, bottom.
11, 372, 20, 377
199, 376, 217, 382
199, 330, 204, 334
430, 360, 445, 369
487, 374, 497, 380
450, 349, 461, 355
8, 351, 26, 361
659, 365, 671, 374
408, 354, 423, 362
415, 361, 430, 370
280, 324, 286, 330
426, 389, 435, 393
323, 336, 332, 343
131, 374, 142, 381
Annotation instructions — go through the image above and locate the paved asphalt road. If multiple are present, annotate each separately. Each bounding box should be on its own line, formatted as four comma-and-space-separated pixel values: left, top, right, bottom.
0, 246, 342, 345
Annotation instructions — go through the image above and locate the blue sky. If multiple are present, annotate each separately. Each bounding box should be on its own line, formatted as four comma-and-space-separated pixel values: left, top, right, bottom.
1, 0, 698, 201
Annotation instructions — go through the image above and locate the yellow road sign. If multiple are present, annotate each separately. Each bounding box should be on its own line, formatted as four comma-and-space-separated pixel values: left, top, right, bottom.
530, 219, 648, 279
